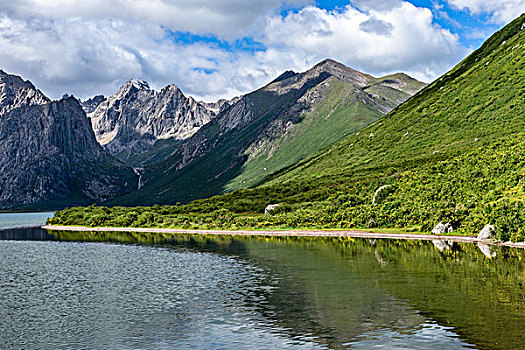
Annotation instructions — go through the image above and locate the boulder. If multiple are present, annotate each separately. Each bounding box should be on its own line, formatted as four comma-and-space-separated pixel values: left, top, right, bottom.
431, 222, 453, 234
264, 204, 282, 215
477, 224, 495, 240
372, 185, 392, 205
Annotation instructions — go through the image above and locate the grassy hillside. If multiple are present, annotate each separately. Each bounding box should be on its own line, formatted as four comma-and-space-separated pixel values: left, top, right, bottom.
109, 61, 422, 206
274, 15, 524, 183
51, 14, 525, 241
225, 78, 383, 191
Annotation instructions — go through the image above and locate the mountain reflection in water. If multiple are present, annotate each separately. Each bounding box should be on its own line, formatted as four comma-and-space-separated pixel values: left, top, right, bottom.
1, 228, 524, 349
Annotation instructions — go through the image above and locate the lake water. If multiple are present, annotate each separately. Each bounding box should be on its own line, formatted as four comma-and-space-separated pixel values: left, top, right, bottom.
0, 211, 53, 229
1, 225, 525, 349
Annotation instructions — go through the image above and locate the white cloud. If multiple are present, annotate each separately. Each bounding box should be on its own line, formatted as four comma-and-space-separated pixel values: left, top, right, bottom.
0, 1, 468, 102
2, 0, 311, 39
263, 3, 467, 83
446, 0, 525, 24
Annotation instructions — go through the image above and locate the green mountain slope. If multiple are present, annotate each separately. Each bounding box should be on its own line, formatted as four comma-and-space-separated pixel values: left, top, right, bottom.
225, 78, 383, 191
53, 15, 525, 241
276, 16, 524, 183
109, 60, 424, 205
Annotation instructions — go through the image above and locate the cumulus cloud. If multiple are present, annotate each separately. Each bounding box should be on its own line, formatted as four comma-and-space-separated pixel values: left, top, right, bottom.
2, 0, 312, 39
359, 18, 394, 35
0, 1, 469, 102
446, 0, 525, 24
264, 3, 467, 83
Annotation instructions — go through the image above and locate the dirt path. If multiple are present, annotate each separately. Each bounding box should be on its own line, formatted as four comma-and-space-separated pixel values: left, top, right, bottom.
42, 225, 525, 249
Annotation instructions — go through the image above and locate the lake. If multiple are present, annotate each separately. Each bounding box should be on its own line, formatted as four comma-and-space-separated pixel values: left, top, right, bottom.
1, 219, 525, 349
0, 211, 54, 229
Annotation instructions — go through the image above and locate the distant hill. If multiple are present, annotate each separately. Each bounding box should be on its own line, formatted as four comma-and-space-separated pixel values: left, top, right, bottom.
111, 59, 424, 205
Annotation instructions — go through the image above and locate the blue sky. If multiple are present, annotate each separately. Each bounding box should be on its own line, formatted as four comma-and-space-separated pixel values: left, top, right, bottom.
170, 1, 501, 57
0, 0, 523, 101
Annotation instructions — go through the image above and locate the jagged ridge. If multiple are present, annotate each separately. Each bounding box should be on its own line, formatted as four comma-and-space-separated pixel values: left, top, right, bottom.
110, 59, 425, 205
87, 79, 217, 159
0, 71, 136, 209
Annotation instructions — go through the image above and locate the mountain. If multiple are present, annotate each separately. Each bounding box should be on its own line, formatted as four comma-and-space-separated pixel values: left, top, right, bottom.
87, 79, 215, 160
111, 59, 425, 205
0, 70, 136, 210
273, 15, 525, 181
80, 95, 106, 113
50, 14, 525, 242
186, 13, 525, 240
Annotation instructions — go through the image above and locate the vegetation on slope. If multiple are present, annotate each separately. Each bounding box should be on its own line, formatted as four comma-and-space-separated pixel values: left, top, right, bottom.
225, 78, 383, 191
108, 61, 422, 206
50, 14, 525, 241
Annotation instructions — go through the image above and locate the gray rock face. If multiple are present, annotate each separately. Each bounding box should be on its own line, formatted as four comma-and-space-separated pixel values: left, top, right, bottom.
0, 71, 135, 209
88, 79, 215, 158
81, 95, 106, 113
200, 98, 236, 115
431, 222, 454, 234
0, 70, 49, 114
477, 224, 495, 240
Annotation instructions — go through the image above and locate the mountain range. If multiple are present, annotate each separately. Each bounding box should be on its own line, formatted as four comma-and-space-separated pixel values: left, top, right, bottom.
42, 13, 525, 240
145, 12, 523, 241
0, 58, 424, 209
0, 71, 136, 209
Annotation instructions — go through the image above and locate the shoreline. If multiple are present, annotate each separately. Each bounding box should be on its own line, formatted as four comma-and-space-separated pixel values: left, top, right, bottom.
42, 225, 525, 249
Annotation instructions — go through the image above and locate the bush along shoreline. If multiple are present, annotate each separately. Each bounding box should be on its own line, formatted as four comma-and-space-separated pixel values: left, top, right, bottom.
48, 134, 525, 243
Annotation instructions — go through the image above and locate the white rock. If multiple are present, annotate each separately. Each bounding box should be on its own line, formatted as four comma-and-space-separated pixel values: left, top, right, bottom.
431, 222, 453, 234
264, 204, 282, 215
477, 224, 495, 240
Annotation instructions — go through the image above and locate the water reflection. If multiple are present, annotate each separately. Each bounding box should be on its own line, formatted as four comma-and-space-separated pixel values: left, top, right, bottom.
477, 242, 497, 259
0, 227, 55, 240
432, 239, 452, 252
2, 229, 525, 349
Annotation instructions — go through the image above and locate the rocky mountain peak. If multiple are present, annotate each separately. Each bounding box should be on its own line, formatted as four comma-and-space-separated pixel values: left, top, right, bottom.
88, 79, 215, 158
159, 84, 184, 97
80, 95, 106, 113
0, 70, 49, 115
115, 78, 152, 98
310, 58, 372, 88
270, 70, 298, 84
0, 69, 135, 209
127, 78, 150, 90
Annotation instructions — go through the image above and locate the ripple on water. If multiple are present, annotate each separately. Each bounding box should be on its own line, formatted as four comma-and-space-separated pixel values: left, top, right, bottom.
2, 235, 514, 349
